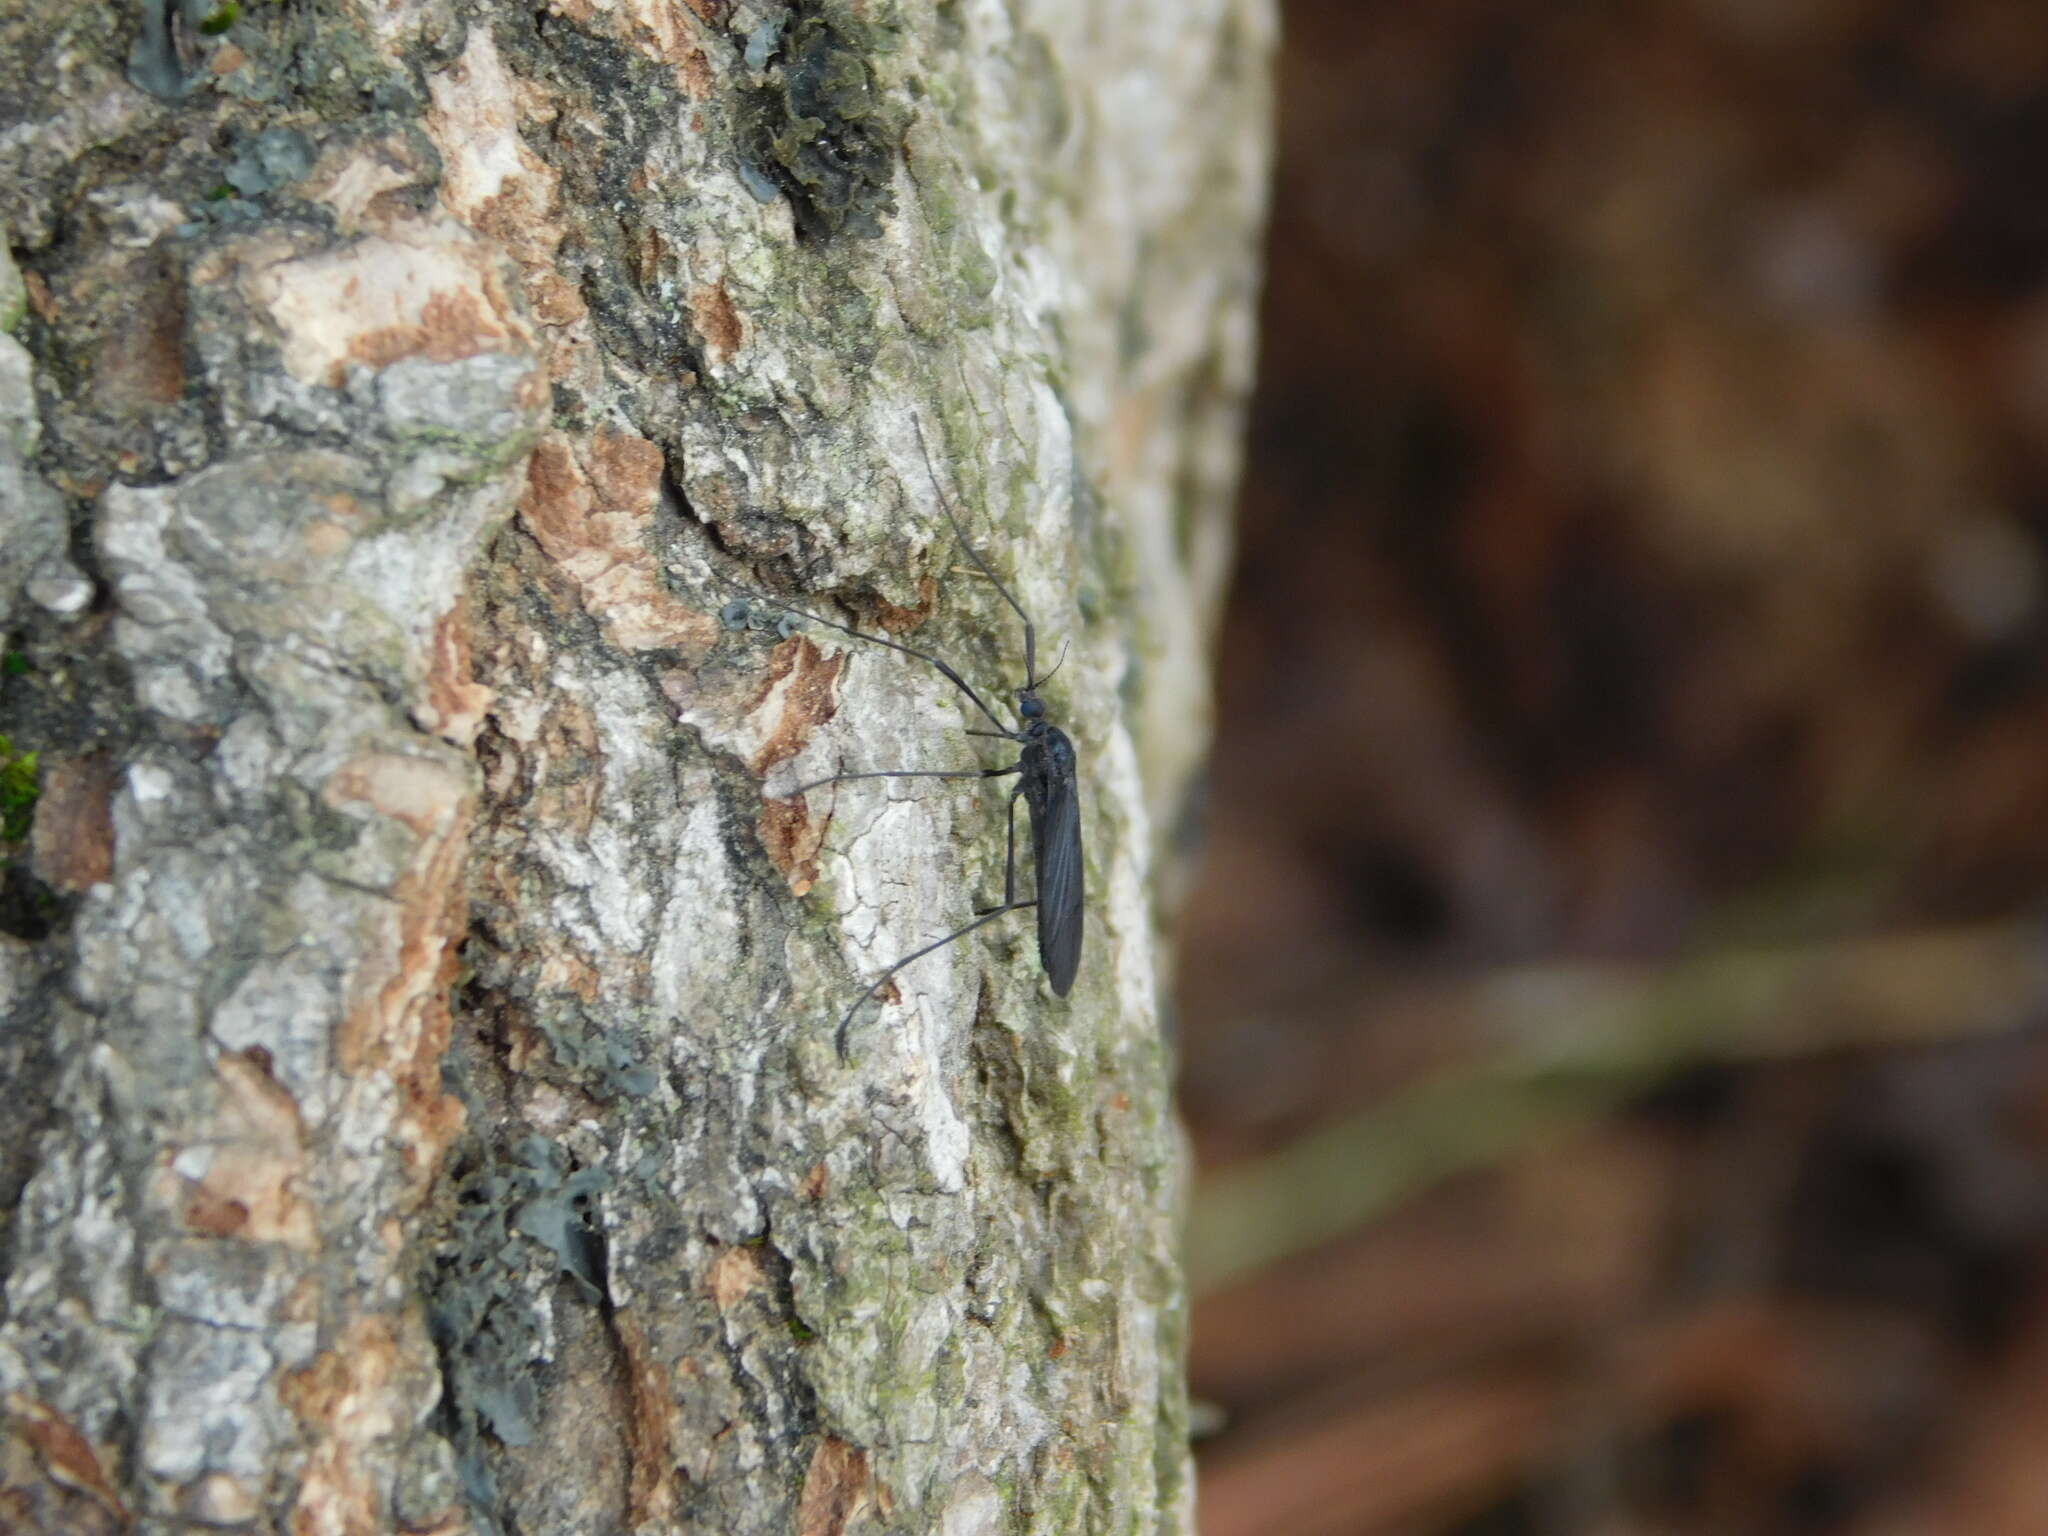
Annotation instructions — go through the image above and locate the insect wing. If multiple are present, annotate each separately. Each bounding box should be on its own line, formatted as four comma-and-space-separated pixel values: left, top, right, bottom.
1025, 727, 1084, 995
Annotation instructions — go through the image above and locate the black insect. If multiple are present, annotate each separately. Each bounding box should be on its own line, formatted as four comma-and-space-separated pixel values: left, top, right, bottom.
744, 426, 1084, 1058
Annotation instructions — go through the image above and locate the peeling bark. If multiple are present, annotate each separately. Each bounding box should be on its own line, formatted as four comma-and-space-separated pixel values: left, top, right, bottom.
0, 0, 1272, 1530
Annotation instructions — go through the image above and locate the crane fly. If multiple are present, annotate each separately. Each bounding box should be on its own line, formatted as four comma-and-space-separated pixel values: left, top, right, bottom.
743, 420, 1084, 1058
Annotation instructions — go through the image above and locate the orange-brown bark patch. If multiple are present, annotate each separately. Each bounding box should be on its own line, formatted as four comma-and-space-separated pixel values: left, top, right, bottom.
180, 1187, 251, 1239
520, 434, 584, 548
420, 602, 495, 748
527, 269, 589, 327
323, 752, 469, 839
627, 224, 665, 288
690, 282, 743, 364
392, 842, 469, 1190
517, 429, 720, 655
745, 636, 846, 777
161, 1049, 315, 1248
10, 1397, 130, 1524
281, 1314, 397, 1420
247, 229, 533, 389
425, 28, 567, 271
616, 1313, 684, 1527
588, 426, 665, 513
869, 576, 939, 636
680, 47, 715, 98
732, 631, 845, 881
22, 271, 55, 323
347, 286, 500, 373
282, 1315, 402, 1536
29, 754, 116, 893
327, 753, 471, 1191
758, 795, 825, 895
707, 1244, 769, 1310
611, 0, 721, 93
797, 1437, 871, 1536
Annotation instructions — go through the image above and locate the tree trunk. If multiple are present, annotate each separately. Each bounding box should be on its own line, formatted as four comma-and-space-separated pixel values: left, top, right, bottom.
0, 0, 1270, 1530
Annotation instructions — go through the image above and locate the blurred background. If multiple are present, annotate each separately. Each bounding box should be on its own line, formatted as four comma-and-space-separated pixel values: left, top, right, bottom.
1173, 2, 2048, 1532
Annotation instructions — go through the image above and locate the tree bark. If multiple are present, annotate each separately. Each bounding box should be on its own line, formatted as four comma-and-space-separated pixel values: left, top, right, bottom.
0, 0, 1271, 1530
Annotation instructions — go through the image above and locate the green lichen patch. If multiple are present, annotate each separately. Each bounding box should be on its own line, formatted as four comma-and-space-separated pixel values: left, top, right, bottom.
744, 8, 903, 241
0, 736, 39, 844
0, 733, 53, 942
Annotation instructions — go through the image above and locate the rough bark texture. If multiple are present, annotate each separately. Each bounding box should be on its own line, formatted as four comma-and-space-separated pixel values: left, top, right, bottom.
0, 0, 1269, 1531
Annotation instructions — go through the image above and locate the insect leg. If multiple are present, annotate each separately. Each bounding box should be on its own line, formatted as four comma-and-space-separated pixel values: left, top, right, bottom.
834, 897, 1036, 1061
788, 765, 1020, 797
974, 783, 1025, 913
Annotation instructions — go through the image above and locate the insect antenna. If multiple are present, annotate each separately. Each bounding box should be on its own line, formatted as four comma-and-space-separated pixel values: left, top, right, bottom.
727, 584, 1016, 737
1031, 639, 1071, 691
911, 416, 1038, 686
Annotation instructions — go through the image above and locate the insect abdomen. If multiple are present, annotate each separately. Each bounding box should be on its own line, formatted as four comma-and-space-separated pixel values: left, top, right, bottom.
1026, 725, 1084, 995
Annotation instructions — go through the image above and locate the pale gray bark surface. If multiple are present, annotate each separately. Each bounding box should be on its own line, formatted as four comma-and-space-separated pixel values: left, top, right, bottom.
0, 0, 1270, 1531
